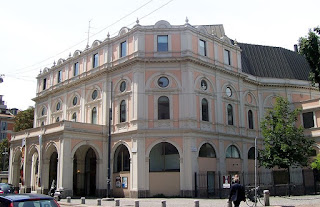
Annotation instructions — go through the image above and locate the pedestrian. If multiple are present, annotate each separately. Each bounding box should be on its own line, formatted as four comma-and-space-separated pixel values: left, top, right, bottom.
228, 175, 246, 207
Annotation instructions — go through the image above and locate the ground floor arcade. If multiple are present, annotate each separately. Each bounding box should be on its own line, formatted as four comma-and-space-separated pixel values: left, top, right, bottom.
9, 121, 279, 198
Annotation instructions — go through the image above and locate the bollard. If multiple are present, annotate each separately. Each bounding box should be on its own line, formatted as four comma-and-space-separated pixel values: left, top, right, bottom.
264, 190, 270, 206
97, 199, 101, 206
194, 200, 199, 207
115, 199, 120, 206
161, 200, 166, 207
67, 197, 71, 203
227, 200, 232, 207
135, 200, 139, 207
81, 197, 85, 204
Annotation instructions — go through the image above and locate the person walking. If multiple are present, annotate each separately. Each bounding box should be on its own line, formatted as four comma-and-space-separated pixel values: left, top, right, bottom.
229, 175, 246, 207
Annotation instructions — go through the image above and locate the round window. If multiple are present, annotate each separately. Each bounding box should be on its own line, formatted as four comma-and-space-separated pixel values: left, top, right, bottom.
158, 77, 169, 88
201, 80, 207, 90
120, 81, 126, 92
92, 90, 98, 100
73, 96, 78, 106
226, 87, 232, 97
56, 102, 61, 111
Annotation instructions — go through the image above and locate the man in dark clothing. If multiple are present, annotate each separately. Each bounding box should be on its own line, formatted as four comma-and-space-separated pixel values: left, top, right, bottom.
229, 175, 246, 207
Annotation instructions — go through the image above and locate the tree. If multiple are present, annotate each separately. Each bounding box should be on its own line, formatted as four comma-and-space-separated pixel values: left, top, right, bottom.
0, 139, 9, 171
259, 96, 315, 194
299, 27, 320, 89
311, 154, 320, 171
13, 106, 34, 132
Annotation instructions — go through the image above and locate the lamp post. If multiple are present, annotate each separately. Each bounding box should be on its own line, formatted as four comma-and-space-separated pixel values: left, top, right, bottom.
106, 82, 113, 200
254, 137, 257, 207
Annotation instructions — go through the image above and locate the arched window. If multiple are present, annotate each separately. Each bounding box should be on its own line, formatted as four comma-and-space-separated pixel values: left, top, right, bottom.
226, 145, 240, 158
41, 107, 47, 116
92, 107, 97, 124
114, 145, 130, 172
248, 147, 255, 160
248, 110, 254, 129
120, 100, 126, 123
199, 143, 216, 158
72, 112, 77, 122
158, 96, 170, 120
202, 98, 209, 121
227, 104, 233, 125
150, 142, 179, 172
56, 117, 60, 122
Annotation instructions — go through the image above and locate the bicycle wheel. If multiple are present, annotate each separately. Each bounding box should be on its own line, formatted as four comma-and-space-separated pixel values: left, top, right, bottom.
257, 195, 264, 206
246, 197, 255, 207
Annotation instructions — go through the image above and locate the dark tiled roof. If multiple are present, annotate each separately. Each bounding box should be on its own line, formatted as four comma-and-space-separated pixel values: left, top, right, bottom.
238, 43, 311, 81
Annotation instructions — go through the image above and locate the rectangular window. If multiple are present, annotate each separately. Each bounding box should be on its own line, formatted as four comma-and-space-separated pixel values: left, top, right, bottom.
157, 35, 168, 52
57, 70, 62, 83
199, 39, 206, 56
74, 62, 79, 76
224, 49, 231, 65
120, 41, 127, 57
0, 132, 6, 140
1, 122, 7, 130
93, 53, 99, 68
43, 78, 47, 90
303, 112, 314, 128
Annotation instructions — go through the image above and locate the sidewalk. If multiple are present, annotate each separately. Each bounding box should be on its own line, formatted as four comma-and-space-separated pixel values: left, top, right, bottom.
58, 195, 320, 207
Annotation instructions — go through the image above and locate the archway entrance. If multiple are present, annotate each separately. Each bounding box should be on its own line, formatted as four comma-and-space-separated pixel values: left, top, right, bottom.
11, 149, 22, 190
113, 144, 130, 197
73, 146, 97, 196
48, 152, 58, 189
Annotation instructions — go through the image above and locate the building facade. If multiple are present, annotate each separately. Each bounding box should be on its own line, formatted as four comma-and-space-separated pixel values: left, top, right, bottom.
9, 20, 319, 198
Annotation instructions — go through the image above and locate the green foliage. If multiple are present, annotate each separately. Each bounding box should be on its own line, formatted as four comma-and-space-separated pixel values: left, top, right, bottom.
13, 106, 34, 132
259, 96, 315, 169
311, 154, 320, 171
0, 139, 9, 171
299, 27, 320, 89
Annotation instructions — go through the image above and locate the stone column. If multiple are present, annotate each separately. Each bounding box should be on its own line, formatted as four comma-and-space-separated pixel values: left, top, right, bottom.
58, 138, 73, 197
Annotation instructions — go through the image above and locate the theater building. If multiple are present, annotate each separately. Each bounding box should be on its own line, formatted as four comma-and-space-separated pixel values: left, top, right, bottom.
8, 20, 319, 198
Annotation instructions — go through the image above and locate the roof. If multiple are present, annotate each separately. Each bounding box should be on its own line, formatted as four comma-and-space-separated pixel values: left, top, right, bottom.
238, 43, 311, 81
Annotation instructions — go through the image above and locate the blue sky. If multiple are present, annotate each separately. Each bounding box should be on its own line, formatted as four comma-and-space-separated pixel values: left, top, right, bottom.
0, 0, 319, 110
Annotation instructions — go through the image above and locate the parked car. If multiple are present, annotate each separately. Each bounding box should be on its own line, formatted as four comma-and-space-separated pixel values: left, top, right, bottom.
0, 183, 15, 194
0, 193, 60, 207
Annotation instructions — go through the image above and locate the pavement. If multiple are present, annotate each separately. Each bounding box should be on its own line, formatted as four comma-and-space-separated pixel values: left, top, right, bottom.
57, 195, 320, 207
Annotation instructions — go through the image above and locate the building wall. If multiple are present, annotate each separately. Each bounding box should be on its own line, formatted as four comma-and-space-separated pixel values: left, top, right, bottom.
10, 20, 320, 198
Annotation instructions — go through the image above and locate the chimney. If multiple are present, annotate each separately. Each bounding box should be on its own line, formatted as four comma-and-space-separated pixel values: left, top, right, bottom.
294, 44, 298, 52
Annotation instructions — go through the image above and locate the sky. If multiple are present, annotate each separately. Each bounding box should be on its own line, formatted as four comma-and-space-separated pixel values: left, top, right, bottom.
0, 0, 319, 110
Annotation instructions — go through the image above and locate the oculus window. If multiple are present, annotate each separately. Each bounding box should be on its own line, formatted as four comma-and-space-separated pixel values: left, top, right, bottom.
157, 35, 168, 52
149, 142, 180, 172
158, 76, 169, 88
120, 81, 126, 92
201, 80, 207, 90
73, 96, 78, 106
92, 90, 98, 100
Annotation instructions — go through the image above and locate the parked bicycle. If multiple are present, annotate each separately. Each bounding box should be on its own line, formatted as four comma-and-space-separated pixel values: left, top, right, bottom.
245, 186, 264, 206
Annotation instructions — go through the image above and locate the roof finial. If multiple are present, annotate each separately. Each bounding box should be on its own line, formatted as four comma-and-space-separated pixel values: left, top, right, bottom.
53, 60, 56, 66
185, 17, 189, 24
107, 32, 110, 39
234, 39, 238, 46
40, 69, 42, 74
69, 52, 71, 58
136, 18, 140, 25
